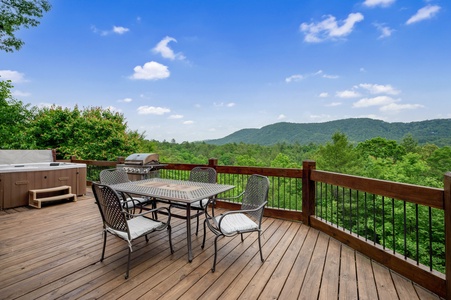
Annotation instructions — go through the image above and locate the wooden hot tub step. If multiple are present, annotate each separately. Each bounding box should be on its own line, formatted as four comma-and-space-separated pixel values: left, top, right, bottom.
29, 185, 77, 209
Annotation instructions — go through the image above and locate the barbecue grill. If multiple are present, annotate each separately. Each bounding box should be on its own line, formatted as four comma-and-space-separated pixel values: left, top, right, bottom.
117, 153, 167, 180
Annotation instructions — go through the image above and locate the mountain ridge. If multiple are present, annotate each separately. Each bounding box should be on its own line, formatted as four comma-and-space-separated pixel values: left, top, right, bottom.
205, 118, 451, 146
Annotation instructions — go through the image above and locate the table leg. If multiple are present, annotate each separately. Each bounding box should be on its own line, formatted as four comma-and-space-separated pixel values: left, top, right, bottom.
186, 203, 193, 262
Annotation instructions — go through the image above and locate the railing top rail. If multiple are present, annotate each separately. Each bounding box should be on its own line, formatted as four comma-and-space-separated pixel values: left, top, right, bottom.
312, 169, 444, 209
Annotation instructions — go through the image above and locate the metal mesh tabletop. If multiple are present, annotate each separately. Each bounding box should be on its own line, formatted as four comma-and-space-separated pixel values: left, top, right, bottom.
110, 178, 234, 203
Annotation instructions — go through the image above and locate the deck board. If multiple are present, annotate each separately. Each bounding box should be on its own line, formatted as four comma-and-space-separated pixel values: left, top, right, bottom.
0, 190, 444, 300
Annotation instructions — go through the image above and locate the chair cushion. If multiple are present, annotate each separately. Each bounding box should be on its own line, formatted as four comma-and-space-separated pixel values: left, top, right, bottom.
122, 197, 150, 209
214, 213, 258, 235
191, 198, 209, 209
109, 216, 163, 241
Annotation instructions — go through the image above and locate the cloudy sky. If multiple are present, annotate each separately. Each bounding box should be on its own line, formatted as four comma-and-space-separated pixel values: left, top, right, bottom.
1, 0, 449, 142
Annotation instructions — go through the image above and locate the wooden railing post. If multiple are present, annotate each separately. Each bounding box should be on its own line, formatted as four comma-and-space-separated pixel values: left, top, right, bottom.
117, 156, 125, 164
302, 160, 316, 226
208, 158, 218, 167
444, 172, 451, 299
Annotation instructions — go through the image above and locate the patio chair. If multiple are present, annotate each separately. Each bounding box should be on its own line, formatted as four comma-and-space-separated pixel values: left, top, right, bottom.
202, 174, 269, 272
169, 166, 217, 235
100, 168, 154, 213
92, 183, 173, 279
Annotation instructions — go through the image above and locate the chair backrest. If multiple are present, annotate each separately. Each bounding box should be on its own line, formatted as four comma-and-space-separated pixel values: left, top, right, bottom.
100, 168, 131, 185
241, 175, 270, 221
92, 183, 129, 234
189, 167, 217, 184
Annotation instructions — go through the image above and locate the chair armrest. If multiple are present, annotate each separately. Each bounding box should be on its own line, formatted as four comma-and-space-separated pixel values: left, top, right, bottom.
216, 201, 267, 228
125, 206, 172, 224
220, 191, 245, 202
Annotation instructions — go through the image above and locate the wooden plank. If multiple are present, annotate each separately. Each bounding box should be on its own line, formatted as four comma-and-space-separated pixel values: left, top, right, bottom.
372, 261, 399, 299
278, 227, 319, 299
215, 219, 290, 300
318, 237, 341, 300
193, 219, 283, 300
391, 271, 420, 300
310, 216, 446, 298
238, 222, 301, 299
297, 231, 330, 299
258, 224, 310, 299
355, 252, 379, 300
339, 245, 358, 299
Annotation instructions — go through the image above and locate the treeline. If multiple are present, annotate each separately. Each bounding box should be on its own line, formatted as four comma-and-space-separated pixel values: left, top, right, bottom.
2, 87, 451, 188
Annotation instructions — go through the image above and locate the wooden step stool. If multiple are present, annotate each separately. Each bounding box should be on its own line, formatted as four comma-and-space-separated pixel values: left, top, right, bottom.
29, 185, 77, 208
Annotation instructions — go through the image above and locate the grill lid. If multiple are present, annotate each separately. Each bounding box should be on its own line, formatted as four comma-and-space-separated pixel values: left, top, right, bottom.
124, 153, 159, 165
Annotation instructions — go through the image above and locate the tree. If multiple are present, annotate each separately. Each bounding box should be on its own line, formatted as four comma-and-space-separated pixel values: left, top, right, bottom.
314, 132, 362, 174
26, 105, 146, 160
0, 0, 51, 52
0, 80, 34, 148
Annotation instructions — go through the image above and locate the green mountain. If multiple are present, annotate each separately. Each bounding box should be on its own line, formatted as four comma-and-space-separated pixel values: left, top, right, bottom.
205, 118, 451, 146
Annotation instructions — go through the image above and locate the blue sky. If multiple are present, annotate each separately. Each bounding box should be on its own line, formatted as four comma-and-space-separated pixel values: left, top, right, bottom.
1, 0, 449, 142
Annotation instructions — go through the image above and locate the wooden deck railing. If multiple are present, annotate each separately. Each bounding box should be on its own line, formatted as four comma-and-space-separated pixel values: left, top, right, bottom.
67, 156, 451, 299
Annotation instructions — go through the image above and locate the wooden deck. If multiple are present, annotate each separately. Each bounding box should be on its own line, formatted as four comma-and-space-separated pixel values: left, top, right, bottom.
0, 190, 443, 300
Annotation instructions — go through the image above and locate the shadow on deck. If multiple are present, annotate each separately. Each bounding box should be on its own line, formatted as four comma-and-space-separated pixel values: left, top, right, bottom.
0, 190, 442, 299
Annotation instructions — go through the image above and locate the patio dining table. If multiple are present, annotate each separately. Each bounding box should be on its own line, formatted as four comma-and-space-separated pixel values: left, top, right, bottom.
109, 177, 235, 262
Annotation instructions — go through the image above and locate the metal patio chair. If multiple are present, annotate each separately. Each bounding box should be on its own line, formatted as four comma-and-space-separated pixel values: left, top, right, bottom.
169, 166, 217, 235
100, 168, 154, 213
202, 174, 269, 272
92, 183, 173, 279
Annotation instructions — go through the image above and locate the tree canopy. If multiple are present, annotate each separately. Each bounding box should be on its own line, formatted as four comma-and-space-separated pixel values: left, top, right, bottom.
0, 0, 51, 52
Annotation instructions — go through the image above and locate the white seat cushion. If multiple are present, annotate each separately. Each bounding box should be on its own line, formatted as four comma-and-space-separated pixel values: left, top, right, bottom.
109, 216, 163, 241
214, 213, 258, 235
191, 198, 209, 209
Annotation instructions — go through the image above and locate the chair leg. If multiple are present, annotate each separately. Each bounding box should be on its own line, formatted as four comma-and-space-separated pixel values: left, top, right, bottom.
168, 225, 174, 254
101, 231, 107, 262
196, 215, 200, 236
212, 235, 221, 273
258, 231, 264, 262
125, 247, 131, 279
145, 234, 149, 243
241, 233, 244, 242
202, 219, 207, 249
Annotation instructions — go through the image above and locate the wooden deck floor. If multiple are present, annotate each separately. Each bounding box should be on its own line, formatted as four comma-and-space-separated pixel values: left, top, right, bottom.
0, 190, 442, 300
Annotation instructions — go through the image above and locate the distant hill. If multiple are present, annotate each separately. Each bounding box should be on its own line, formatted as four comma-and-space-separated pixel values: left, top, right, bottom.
205, 118, 451, 146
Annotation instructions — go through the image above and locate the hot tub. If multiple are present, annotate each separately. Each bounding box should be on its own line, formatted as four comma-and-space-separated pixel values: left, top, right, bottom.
0, 151, 86, 209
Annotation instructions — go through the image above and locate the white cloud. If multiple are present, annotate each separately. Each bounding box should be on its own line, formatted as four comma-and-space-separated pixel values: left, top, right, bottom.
137, 106, 170, 115
153, 36, 186, 60
285, 74, 304, 83
169, 114, 183, 119
353, 96, 398, 107
300, 13, 364, 43
336, 90, 361, 98
214, 102, 236, 107
319, 92, 329, 98
359, 83, 400, 95
374, 23, 394, 38
326, 102, 342, 107
277, 114, 286, 120
363, 0, 395, 8
322, 73, 339, 79
406, 5, 441, 25
183, 120, 194, 125
0, 70, 27, 83
92, 25, 130, 36
130, 61, 170, 80
113, 26, 129, 34
118, 97, 132, 103
380, 103, 424, 112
